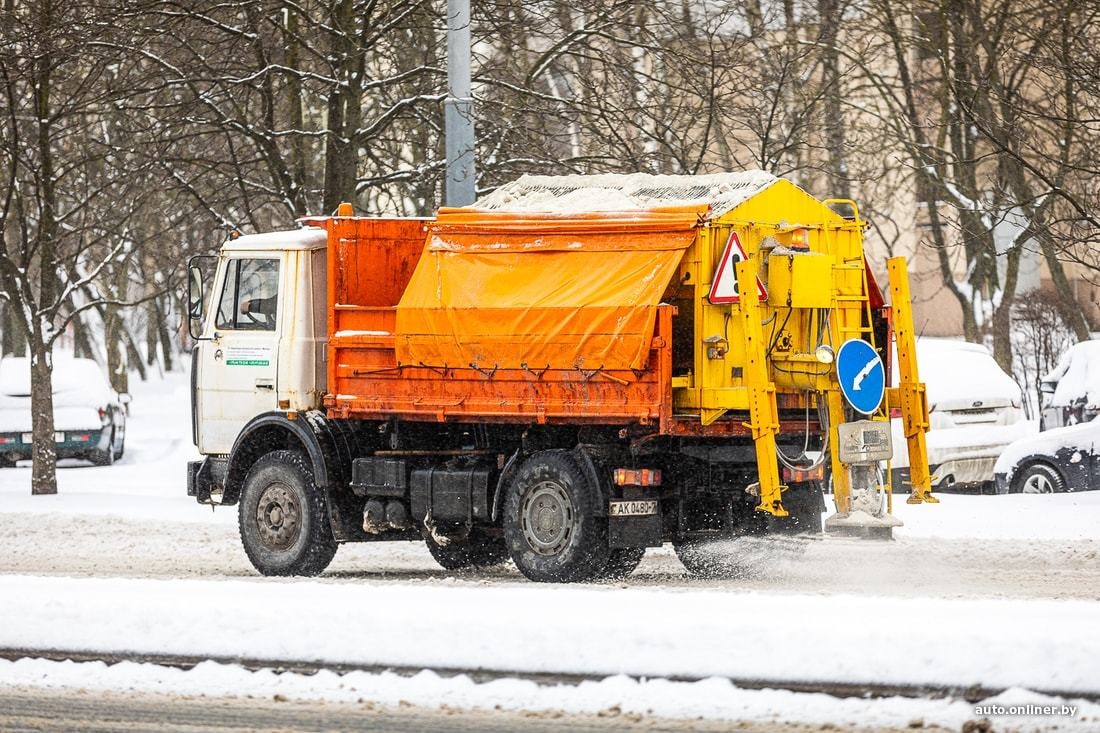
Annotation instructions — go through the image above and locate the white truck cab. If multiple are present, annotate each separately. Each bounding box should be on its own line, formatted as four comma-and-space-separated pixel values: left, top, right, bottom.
190, 228, 327, 454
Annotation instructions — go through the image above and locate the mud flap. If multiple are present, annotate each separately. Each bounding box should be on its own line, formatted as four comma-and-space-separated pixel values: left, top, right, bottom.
609, 511, 662, 549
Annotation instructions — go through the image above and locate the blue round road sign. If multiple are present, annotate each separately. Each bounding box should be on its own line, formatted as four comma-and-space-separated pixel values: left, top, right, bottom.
836, 339, 885, 415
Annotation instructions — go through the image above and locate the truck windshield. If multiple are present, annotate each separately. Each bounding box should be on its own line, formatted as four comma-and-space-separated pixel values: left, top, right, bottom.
215, 258, 280, 331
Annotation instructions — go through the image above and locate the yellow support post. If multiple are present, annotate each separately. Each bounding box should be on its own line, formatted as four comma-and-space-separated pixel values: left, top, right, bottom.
887, 257, 938, 505
826, 389, 851, 513
735, 259, 788, 517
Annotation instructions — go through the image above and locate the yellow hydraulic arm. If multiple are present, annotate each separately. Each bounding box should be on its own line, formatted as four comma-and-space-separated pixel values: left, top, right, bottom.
735, 258, 788, 517
887, 257, 937, 504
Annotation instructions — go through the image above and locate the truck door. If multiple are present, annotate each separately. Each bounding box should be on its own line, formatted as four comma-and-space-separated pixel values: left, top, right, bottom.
196, 256, 282, 454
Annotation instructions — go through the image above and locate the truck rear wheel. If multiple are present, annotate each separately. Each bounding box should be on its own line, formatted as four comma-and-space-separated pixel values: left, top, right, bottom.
503, 450, 610, 583
239, 450, 337, 577
425, 529, 510, 571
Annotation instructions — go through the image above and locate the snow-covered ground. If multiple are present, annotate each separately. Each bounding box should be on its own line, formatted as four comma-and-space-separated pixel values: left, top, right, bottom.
1, 368, 1099, 731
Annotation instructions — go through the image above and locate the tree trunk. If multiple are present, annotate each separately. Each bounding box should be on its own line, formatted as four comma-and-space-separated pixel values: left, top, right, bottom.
990, 239, 1022, 373
29, 328, 57, 495
1, 303, 27, 356
104, 304, 123, 394
70, 311, 97, 360
146, 299, 159, 367
31, 5, 59, 496
1037, 229, 1091, 342
156, 298, 174, 372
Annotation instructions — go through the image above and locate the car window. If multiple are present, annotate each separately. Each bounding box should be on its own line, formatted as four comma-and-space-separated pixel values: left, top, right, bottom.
215, 258, 280, 331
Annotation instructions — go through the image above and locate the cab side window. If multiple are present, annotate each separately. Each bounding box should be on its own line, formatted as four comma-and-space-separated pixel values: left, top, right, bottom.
215, 258, 280, 331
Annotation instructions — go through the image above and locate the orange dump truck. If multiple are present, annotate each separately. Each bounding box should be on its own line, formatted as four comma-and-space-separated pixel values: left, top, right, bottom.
186, 172, 933, 582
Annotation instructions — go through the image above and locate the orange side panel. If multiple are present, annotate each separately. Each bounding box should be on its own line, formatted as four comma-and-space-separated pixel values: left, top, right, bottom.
317, 215, 429, 402
320, 209, 701, 426
326, 217, 427, 309
395, 207, 704, 372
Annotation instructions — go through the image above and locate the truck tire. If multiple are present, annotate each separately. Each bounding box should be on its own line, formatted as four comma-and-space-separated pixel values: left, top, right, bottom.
425, 529, 510, 571
238, 450, 337, 577
503, 450, 610, 583
593, 548, 646, 581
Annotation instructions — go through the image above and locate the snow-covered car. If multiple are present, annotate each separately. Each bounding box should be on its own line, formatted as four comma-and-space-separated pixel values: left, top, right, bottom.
0, 356, 128, 466
993, 417, 1100, 493
890, 339, 1035, 492
1039, 340, 1100, 430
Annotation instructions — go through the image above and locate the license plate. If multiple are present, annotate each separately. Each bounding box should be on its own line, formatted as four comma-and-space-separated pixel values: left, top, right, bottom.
609, 500, 658, 517
19, 432, 65, 442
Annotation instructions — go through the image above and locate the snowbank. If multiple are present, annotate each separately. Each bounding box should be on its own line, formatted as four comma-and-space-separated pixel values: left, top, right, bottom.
3, 658, 1098, 732
892, 491, 1100, 541
1, 574, 1098, 695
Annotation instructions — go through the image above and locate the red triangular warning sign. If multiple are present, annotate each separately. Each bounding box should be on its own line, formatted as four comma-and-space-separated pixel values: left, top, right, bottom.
708, 231, 767, 304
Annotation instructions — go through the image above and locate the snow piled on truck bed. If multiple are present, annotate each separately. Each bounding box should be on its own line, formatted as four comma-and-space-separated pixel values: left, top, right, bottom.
474, 170, 778, 217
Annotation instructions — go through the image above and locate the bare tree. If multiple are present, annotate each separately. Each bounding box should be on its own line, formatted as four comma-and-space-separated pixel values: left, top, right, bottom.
0, 0, 162, 493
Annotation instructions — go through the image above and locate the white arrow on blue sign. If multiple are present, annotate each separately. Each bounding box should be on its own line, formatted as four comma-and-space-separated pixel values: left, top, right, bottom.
835, 338, 885, 415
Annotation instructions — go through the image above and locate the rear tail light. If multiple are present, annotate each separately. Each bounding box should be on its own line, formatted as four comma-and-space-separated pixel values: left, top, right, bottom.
613, 468, 662, 487
781, 464, 825, 482
889, 407, 902, 419
0, 437, 13, 444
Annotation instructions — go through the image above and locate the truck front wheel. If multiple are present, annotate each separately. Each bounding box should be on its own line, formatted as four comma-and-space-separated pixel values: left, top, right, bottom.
239, 450, 337, 577
503, 450, 610, 583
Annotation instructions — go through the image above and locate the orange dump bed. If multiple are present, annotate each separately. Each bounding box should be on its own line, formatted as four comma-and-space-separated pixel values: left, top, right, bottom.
320, 208, 705, 426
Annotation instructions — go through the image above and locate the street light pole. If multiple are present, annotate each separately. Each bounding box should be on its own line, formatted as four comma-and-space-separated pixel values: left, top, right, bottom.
445, 0, 476, 207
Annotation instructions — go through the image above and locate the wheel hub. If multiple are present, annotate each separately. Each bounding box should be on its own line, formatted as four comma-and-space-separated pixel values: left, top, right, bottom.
1022, 474, 1053, 494
255, 483, 301, 550
521, 481, 575, 556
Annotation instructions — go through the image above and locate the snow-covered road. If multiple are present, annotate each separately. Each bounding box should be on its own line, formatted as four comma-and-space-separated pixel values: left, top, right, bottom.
2, 369, 1099, 731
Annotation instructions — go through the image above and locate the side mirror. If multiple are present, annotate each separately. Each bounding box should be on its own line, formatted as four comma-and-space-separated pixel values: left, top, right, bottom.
188, 266, 203, 316
186, 256, 215, 341
118, 392, 132, 406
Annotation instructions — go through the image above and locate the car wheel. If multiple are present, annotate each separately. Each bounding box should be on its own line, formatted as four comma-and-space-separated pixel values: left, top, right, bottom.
89, 430, 115, 466
238, 450, 337, 576
1012, 463, 1066, 494
0, 455, 16, 468
425, 529, 510, 571
503, 450, 610, 583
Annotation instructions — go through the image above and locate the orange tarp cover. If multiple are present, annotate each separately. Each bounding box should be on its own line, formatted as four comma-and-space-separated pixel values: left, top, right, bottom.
395, 207, 706, 371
